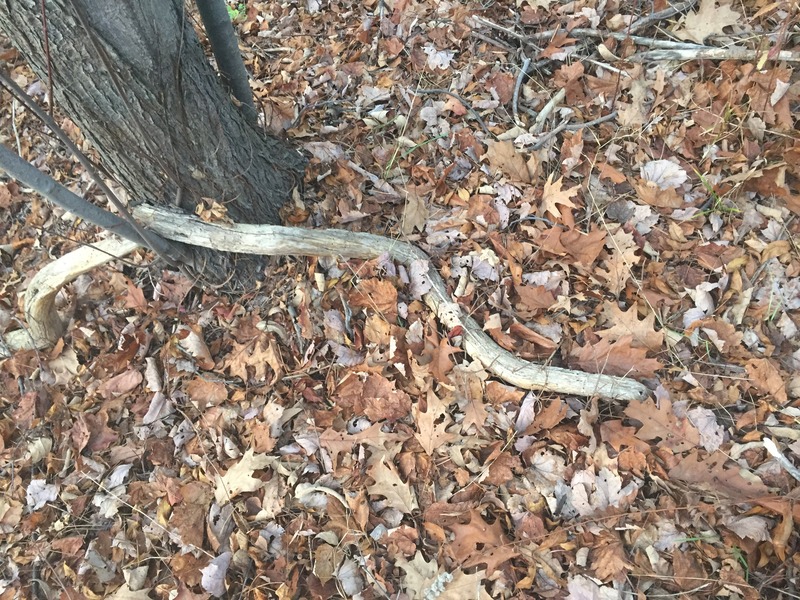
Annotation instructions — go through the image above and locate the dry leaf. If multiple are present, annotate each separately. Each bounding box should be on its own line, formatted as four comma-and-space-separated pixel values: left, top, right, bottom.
674, 0, 741, 43
485, 140, 531, 183
624, 396, 700, 452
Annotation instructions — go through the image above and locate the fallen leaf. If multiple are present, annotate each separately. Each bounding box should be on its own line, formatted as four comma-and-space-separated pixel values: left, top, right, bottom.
541, 173, 579, 223
669, 450, 770, 500
367, 453, 418, 513
401, 190, 429, 235
597, 302, 664, 350
674, 0, 741, 43
349, 278, 398, 321
624, 396, 700, 452
485, 140, 531, 183
413, 390, 457, 455
570, 336, 662, 379
201, 552, 231, 597
214, 449, 270, 504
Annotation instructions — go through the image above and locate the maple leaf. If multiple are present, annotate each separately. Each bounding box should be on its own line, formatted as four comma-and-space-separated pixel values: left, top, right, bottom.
624, 396, 700, 452
674, 0, 741, 44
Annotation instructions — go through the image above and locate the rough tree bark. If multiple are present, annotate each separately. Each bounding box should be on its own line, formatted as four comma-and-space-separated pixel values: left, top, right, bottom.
0, 0, 306, 230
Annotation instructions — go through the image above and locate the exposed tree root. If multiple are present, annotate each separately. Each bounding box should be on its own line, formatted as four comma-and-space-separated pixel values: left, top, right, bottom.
1, 238, 141, 357
2, 205, 650, 401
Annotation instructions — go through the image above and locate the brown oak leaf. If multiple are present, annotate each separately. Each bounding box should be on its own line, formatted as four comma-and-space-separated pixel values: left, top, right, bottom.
570, 335, 661, 379
668, 450, 769, 501
624, 396, 700, 452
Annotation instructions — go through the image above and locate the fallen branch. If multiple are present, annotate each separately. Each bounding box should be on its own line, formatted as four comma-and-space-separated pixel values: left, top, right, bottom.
1, 237, 140, 356
1, 205, 650, 400
131, 204, 649, 401
630, 47, 800, 63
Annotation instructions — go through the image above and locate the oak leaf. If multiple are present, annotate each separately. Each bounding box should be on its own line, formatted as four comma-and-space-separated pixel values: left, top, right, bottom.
447, 508, 518, 574
333, 373, 412, 421
674, 0, 741, 44
541, 173, 578, 222
570, 335, 661, 379
214, 449, 270, 504
367, 454, 418, 513
597, 302, 664, 351
223, 334, 283, 385
349, 278, 398, 321
397, 552, 492, 600
591, 531, 632, 582
624, 396, 700, 452
668, 450, 769, 500
413, 390, 457, 455
746, 358, 787, 404
485, 140, 531, 183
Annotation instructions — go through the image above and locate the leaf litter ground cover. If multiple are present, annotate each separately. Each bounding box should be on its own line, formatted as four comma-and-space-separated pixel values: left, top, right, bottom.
1, 0, 800, 598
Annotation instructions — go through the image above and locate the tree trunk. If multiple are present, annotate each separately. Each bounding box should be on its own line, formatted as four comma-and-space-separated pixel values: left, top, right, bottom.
0, 0, 306, 229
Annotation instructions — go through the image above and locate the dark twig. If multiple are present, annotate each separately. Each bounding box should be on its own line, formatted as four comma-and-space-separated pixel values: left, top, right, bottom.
527, 112, 618, 150
628, 0, 698, 34
472, 16, 705, 49
0, 69, 191, 265
513, 57, 531, 126
195, 0, 258, 124
531, 120, 569, 150
564, 111, 617, 131
0, 143, 144, 244
470, 30, 516, 53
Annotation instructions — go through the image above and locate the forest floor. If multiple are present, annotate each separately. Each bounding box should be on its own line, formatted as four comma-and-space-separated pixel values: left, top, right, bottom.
1, 0, 800, 598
